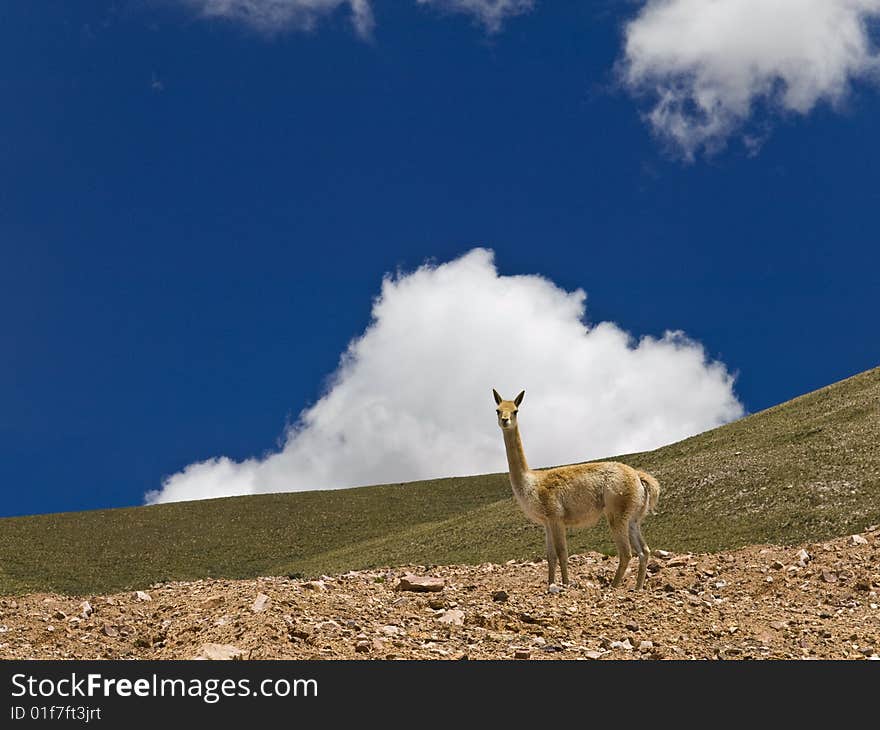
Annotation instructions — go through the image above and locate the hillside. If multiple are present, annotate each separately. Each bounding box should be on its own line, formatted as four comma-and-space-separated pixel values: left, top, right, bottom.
1, 529, 878, 660
0, 366, 878, 596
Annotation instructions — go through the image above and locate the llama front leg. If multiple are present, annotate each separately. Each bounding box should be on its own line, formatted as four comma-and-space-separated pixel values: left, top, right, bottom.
544, 525, 557, 585
548, 520, 569, 586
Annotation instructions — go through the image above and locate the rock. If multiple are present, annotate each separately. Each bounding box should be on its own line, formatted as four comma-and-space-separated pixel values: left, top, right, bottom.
80, 601, 93, 619
355, 640, 370, 653
514, 649, 530, 660
770, 560, 785, 570
102, 624, 118, 637
304, 581, 327, 592
850, 534, 869, 545
201, 596, 224, 610
194, 643, 245, 660
796, 549, 811, 566
251, 593, 270, 612
491, 590, 509, 603
638, 640, 654, 652
52, 610, 67, 620
610, 639, 633, 651
381, 625, 401, 636
583, 650, 603, 660
654, 550, 671, 559
625, 621, 639, 632
427, 598, 446, 610
134, 591, 152, 602
820, 570, 838, 583
548, 583, 562, 594
395, 575, 445, 593
438, 609, 465, 626
770, 621, 787, 631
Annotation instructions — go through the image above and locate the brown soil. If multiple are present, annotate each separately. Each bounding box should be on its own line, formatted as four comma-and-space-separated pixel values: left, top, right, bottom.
2, 528, 878, 660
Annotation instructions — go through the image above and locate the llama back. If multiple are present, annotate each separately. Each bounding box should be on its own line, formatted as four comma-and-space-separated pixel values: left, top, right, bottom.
636, 470, 660, 514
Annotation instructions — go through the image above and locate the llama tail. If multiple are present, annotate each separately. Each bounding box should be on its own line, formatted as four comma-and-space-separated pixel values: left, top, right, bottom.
636, 470, 660, 515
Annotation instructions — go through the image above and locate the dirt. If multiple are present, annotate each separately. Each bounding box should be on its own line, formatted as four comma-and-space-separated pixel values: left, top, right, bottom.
1, 527, 878, 660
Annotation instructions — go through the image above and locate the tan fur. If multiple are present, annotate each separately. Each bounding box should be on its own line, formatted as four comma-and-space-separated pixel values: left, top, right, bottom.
493, 389, 660, 590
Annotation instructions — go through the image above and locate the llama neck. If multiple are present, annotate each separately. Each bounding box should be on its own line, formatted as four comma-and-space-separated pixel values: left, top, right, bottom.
502, 426, 531, 486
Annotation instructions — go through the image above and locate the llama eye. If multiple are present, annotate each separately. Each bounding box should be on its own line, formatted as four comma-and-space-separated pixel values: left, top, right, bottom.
496, 410, 501, 415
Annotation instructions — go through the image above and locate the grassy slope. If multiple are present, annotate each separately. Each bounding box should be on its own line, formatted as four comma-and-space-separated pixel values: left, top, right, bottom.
1, 366, 877, 595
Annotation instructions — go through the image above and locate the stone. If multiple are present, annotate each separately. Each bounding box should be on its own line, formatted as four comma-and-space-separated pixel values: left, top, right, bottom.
820, 570, 838, 583
638, 640, 654, 652
381, 625, 401, 636
355, 640, 370, 653
201, 596, 224, 610
548, 583, 562, 594
625, 621, 639, 632
610, 639, 633, 651
438, 609, 465, 626
134, 591, 152, 602
102, 624, 118, 638
194, 643, 245, 660
654, 550, 671, 559
770, 561, 785, 570
514, 649, 530, 660
80, 601, 93, 619
796, 549, 811, 566
395, 575, 445, 593
304, 581, 327, 592
850, 534, 869, 545
52, 610, 67, 620
251, 593, 270, 612
770, 621, 787, 631
584, 650, 603, 660
491, 590, 509, 603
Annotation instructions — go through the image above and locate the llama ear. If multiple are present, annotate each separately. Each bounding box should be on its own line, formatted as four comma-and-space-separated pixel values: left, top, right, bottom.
492, 389, 502, 405
514, 390, 525, 406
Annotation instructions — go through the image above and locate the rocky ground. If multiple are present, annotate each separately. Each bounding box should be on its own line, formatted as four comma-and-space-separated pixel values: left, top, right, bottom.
1, 527, 878, 660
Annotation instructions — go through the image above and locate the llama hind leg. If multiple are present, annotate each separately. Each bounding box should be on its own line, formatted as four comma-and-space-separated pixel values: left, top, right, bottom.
609, 518, 632, 588
629, 521, 650, 590
544, 526, 558, 585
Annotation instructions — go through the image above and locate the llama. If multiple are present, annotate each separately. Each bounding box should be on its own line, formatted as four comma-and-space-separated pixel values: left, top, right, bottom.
493, 389, 660, 590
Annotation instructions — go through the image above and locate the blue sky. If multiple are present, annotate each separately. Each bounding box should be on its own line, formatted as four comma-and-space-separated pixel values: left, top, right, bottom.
2, 1, 879, 516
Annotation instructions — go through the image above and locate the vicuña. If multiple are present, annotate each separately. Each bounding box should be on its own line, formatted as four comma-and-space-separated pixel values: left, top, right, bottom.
493, 389, 660, 590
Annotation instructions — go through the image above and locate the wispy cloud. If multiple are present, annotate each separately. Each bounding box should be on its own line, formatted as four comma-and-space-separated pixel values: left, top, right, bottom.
146, 248, 743, 504
180, 0, 533, 37
184, 0, 375, 38
415, 0, 535, 33
620, 0, 880, 159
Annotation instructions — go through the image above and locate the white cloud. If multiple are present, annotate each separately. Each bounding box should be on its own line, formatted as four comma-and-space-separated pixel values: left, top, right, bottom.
146, 248, 743, 505
185, 0, 375, 38
621, 0, 880, 158
415, 0, 535, 33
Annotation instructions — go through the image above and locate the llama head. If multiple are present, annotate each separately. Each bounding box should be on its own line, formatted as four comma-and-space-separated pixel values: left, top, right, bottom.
492, 389, 524, 431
